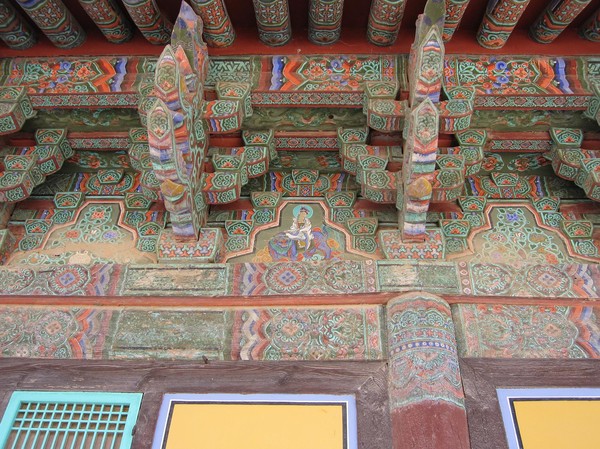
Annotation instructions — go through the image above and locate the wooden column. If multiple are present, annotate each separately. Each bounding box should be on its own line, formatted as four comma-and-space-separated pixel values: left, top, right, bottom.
121, 0, 172, 45
190, 0, 235, 47
387, 293, 470, 449
76, 0, 133, 43
367, 0, 406, 46
580, 6, 600, 41
15, 0, 85, 48
308, 0, 344, 45
252, 0, 291, 46
530, 0, 592, 43
477, 0, 532, 49
0, 0, 36, 49
443, 0, 472, 41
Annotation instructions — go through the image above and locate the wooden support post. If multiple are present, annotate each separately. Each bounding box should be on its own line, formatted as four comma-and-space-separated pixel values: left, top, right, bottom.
387, 293, 471, 449
400, 0, 444, 242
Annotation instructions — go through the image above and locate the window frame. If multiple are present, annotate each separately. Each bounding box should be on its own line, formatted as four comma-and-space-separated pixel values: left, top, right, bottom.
0, 359, 391, 449
0, 391, 143, 449
460, 358, 600, 449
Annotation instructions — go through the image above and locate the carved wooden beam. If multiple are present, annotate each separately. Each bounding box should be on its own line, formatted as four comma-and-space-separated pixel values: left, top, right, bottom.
308, 0, 344, 45
14, 0, 85, 48
477, 0, 531, 49
76, 0, 133, 43
252, 0, 292, 46
530, 0, 592, 44
367, 0, 406, 46
0, 0, 36, 49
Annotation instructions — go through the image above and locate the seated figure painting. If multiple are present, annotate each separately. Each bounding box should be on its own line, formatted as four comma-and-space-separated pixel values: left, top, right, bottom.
285, 205, 314, 250
266, 203, 342, 262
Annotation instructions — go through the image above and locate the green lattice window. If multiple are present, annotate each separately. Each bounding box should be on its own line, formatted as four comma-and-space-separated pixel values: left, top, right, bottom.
0, 392, 142, 449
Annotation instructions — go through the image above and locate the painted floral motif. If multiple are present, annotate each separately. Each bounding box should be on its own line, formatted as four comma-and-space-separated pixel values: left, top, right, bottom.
231, 307, 383, 361
480, 153, 551, 174
67, 151, 130, 169
507, 154, 551, 172
46, 204, 128, 248
264, 262, 309, 293
481, 153, 505, 172
454, 305, 590, 358
48, 266, 90, 295
469, 263, 514, 295
265, 55, 397, 91
0, 307, 111, 359
230, 260, 377, 296
5, 58, 135, 94
465, 207, 571, 266
444, 56, 585, 95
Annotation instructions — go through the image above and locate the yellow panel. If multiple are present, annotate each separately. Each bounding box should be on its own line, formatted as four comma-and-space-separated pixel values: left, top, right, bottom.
513, 400, 600, 449
164, 403, 344, 449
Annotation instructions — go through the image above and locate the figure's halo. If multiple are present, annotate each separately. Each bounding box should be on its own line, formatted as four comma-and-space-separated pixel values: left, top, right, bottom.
293, 204, 313, 218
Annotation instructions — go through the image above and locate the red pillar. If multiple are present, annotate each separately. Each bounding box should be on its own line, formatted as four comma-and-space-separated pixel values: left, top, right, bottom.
387, 293, 471, 449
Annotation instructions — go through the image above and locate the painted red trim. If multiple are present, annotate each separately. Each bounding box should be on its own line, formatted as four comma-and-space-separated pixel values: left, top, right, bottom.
0, 293, 595, 308
3, 26, 599, 59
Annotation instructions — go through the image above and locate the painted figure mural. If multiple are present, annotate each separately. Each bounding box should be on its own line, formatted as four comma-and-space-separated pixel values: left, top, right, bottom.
266, 203, 339, 262
285, 205, 314, 250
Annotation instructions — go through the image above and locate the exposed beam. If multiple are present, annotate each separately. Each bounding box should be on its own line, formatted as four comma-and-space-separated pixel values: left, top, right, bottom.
76, 0, 133, 44
14, 0, 85, 48
530, 0, 592, 44
477, 0, 532, 49
580, 6, 600, 41
120, 0, 172, 45
443, 0, 472, 42
367, 0, 407, 46
252, 0, 292, 46
0, 0, 36, 49
189, 0, 236, 47
308, 0, 345, 45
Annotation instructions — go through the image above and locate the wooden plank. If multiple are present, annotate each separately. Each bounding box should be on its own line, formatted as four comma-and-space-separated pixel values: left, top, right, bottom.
0, 359, 391, 449
460, 358, 600, 449
0, 293, 598, 308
